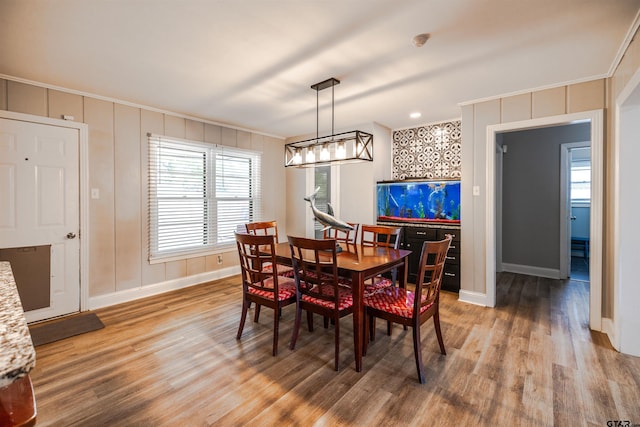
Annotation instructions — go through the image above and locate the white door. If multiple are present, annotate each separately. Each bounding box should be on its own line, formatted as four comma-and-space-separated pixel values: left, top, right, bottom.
0, 117, 80, 322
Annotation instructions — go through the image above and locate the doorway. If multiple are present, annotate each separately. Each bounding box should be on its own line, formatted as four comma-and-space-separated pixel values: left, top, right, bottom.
485, 110, 603, 331
497, 125, 590, 281
0, 110, 89, 323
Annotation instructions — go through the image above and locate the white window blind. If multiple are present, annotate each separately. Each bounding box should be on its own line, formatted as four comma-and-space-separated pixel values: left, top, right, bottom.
570, 159, 591, 203
148, 134, 262, 261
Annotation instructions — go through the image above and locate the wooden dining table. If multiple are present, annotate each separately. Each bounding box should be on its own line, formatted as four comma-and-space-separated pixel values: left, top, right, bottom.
273, 241, 411, 372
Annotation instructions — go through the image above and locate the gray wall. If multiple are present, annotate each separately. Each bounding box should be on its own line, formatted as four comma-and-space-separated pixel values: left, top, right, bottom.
501, 123, 590, 269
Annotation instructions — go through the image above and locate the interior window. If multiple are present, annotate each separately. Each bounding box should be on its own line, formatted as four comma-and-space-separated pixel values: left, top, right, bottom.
570, 148, 591, 204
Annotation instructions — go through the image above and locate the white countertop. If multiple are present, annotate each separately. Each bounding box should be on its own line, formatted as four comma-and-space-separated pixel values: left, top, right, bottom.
0, 261, 36, 388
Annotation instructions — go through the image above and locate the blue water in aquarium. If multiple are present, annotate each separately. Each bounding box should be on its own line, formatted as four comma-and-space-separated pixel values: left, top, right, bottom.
376, 180, 461, 223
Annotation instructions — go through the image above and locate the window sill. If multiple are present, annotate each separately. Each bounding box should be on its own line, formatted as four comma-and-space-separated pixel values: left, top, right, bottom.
149, 245, 235, 265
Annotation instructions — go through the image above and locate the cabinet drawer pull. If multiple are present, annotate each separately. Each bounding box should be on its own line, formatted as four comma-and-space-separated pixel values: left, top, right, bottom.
444, 272, 456, 277
416, 231, 426, 235
446, 256, 456, 260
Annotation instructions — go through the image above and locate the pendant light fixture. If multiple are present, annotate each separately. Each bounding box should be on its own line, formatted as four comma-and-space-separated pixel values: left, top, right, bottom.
284, 77, 373, 167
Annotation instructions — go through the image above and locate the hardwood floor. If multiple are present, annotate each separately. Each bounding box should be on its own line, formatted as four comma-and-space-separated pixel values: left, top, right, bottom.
29, 273, 640, 426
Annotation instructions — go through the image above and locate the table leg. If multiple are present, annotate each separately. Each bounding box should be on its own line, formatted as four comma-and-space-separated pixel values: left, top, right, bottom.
352, 271, 364, 372
399, 259, 408, 289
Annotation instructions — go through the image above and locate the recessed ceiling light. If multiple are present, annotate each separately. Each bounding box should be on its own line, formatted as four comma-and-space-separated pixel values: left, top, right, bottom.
410, 112, 422, 119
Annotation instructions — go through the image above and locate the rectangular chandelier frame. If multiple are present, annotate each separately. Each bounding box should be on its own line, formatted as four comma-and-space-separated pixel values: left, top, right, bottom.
284, 130, 373, 167
284, 77, 374, 168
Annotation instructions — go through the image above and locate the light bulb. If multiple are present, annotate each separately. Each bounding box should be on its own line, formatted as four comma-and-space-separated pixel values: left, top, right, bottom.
336, 142, 346, 159
293, 149, 302, 165
354, 141, 364, 158
320, 144, 330, 161
306, 147, 315, 163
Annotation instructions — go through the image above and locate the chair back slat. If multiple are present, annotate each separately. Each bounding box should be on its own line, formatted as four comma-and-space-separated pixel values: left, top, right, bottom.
235, 232, 281, 296
287, 236, 340, 305
360, 224, 402, 249
323, 223, 359, 245
245, 220, 280, 241
413, 235, 452, 315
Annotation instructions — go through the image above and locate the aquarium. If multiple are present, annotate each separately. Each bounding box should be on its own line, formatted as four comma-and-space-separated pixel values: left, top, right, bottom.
376, 180, 461, 224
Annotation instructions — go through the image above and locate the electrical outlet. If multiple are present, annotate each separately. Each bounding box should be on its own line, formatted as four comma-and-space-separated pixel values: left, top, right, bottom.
217, 255, 223, 265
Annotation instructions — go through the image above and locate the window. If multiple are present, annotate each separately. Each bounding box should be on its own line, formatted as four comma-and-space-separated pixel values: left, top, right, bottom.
313, 165, 331, 238
570, 159, 591, 203
148, 134, 261, 260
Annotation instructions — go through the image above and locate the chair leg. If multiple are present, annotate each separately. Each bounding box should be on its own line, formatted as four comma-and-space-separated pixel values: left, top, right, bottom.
307, 310, 314, 332
236, 298, 248, 340
413, 324, 425, 384
434, 311, 446, 355
253, 304, 261, 322
290, 304, 303, 350
370, 316, 376, 342
272, 305, 280, 356
323, 316, 329, 329
387, 320, 392, 336
394, 269, 408, 331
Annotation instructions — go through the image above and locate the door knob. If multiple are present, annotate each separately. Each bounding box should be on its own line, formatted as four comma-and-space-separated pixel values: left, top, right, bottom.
66, 232, 77, 239
570, 216, 577, 221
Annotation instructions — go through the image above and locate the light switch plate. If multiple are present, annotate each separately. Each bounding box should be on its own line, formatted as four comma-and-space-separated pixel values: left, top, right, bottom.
91, 188, 100, 199
473, 186, 480, 196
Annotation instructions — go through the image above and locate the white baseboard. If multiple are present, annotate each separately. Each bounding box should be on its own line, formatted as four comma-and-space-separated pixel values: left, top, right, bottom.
602, 317, 618, 350
88, 266, 240, 310
458, 290, 488, 307
501, 263, 561, 279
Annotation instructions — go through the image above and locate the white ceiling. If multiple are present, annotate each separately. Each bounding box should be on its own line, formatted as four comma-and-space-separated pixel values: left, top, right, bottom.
1, 0, 639, 138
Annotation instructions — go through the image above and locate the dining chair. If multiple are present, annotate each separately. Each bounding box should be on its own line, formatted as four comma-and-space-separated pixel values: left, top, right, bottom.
245, 220, 280, 239
323, 223, 359, 318
360, 224, 402, 249
288, 235, 354, 371
363, 235, 452, 383
245, 220, 294, 277
235, 232, 297, 356
360, 224, 405, 335
323, 223, 359, 246
360, 224, 403, 293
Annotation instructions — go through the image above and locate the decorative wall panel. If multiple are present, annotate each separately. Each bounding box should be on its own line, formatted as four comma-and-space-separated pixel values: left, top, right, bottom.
392, 120, 461, 180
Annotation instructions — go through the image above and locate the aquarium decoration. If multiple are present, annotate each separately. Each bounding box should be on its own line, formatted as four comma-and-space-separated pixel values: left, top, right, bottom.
376, 180, 461, 224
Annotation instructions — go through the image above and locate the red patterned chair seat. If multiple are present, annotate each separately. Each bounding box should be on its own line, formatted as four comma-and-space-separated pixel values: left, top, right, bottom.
301, 270, 352, 287
364, 277, 394, 296
247, 277, 297, 301
300, 283, 353, 311
262, 263, 295, 277
364, 287, 434, 318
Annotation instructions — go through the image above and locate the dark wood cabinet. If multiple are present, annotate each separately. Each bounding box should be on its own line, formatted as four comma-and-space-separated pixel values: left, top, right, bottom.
385, 223, 461, 293
436, 228, 460, 293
